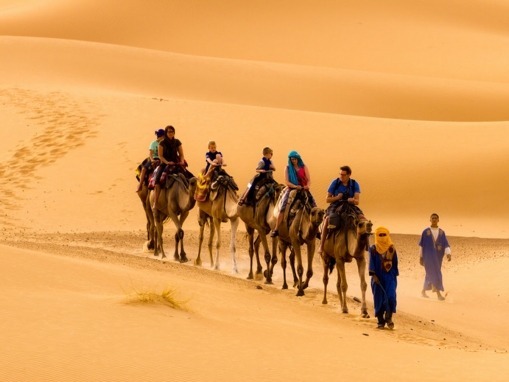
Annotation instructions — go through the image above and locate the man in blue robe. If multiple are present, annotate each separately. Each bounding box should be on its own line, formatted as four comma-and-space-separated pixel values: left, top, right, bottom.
369, 227, 399, 329
419, 213, 452, 300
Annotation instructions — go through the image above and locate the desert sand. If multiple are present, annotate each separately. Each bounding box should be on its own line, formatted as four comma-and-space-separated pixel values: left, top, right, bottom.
1, 1, 508, 381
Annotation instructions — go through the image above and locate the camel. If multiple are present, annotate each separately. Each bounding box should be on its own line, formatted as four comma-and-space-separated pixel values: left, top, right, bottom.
136, 181, 155, 250
320, 201, 373, 317
195, 171, 240, 273
151, 172, 197, 262
237, 180, 285, 282
273, 189, 325, 296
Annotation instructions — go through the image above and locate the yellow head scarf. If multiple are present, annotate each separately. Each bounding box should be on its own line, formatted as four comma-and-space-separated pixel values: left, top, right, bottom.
375, 226, 394, 254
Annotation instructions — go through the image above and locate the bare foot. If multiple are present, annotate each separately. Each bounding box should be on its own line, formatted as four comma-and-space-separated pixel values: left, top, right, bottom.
421, 291, 429, 298
437, 293, 445, 301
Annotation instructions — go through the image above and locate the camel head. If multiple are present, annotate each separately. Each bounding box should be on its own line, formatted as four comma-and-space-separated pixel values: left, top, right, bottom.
357, 219, 373, 236
310, 207, 325, 227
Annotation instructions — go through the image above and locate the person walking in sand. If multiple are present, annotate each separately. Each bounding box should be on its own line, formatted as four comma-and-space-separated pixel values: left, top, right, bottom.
369, 226, 399, 329
419, 213, 452, 300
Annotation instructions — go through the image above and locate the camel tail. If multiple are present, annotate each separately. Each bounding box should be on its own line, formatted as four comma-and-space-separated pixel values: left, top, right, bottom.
328, 257, 336, 274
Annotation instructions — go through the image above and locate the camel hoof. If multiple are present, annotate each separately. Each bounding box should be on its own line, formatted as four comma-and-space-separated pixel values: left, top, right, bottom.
362, 312, 370, 319
194, 259, 202, 266
247, 273, 254, 280
342, 309, 349, 314
180, 256, 189, 263
282, 284, 288, 289
322, 299, 328, 305
296, 290, 305, 297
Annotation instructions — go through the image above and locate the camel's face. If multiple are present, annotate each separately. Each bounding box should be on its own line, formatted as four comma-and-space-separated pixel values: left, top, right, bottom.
311, 207, 325, 225
357, 220, 373, 235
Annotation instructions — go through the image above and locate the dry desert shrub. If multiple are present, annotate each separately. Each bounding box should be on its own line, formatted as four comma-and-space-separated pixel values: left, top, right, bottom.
124, 286, 188, 311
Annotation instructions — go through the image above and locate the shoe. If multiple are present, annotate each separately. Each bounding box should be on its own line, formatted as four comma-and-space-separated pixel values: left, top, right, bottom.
377, 323, 385, 329
387, 321, 394, 329
270, 230, 278, 238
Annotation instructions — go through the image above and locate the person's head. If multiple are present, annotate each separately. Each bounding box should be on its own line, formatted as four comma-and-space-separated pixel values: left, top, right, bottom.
208, 140, 217, 152
165, 125, 175, 138
339, 165, 352, 182
155, 129, 165, 138
263, 147, 273, 159
430, 213, 440, 227
374, 226, 395, 270
288, 150, 304, 167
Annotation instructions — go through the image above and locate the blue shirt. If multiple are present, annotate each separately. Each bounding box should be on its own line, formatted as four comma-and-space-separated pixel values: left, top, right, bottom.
327, 178, 360, 197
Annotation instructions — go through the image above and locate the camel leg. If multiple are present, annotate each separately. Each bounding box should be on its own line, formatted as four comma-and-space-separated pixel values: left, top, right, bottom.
289, 248, 299, 290
145, 195, 155, 250
258, 230, 272, 280
302, 241, 315, 290
165, 209, 181, 262
246, 227, 256, 279
265, 235, 278, 284
261, 234, 273, 284
208, 219, 215, 268
280, 243, 288, 289
322, 255, 330, 305
293, 245, 305, 297
356, 255, 369, 318
153, 209, 165, 259
177, 211, 190, 263
253, 235, 264, 280
336, 261, 349, 313
230, 217, 239, 274
195, 214, 206, 267
213, 218, 222, 270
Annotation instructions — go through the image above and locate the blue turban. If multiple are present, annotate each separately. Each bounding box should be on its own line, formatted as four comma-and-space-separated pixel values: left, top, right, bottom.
287, 150, 305, 186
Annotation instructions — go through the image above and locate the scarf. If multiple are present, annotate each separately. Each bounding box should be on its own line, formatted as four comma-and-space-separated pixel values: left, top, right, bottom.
375, 226, 394, 254
287, 150, 304, 186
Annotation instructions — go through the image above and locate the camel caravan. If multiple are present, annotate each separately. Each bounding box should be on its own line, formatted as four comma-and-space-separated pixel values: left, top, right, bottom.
135, 129, 373, 317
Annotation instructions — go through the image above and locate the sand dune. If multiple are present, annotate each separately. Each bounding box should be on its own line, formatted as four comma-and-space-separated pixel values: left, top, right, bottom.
1, 1, 509, 381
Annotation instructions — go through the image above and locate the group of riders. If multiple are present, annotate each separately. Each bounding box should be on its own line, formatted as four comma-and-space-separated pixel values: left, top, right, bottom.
136, 125, 369, 247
